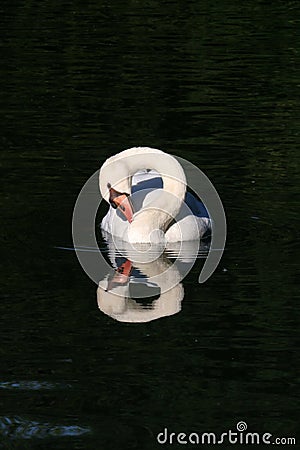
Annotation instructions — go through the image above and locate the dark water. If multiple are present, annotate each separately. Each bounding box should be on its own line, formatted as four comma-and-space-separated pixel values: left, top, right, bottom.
1, 0, 299, 448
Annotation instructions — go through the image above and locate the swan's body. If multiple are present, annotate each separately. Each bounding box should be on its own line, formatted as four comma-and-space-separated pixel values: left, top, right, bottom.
99, 147, 211, 243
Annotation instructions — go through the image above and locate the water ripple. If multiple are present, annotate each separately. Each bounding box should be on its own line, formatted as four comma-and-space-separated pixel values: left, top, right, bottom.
0, 416, 90, 440
0, 380, 72, 391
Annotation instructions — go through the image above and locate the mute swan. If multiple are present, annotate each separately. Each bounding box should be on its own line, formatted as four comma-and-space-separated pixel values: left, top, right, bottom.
99, 147, 211, 243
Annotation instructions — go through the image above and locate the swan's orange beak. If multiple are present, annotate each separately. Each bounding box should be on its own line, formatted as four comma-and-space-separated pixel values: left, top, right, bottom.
108, 185, 133, 223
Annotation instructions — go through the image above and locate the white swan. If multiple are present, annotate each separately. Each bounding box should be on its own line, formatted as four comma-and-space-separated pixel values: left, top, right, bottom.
99, 147, 211, 243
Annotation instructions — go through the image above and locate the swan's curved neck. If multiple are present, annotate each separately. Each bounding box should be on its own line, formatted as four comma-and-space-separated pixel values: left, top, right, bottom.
100, 147, 187, 239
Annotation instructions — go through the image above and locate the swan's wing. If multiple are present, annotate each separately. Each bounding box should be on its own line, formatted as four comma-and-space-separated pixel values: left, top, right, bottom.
184, 191, 210, 218
165, 193, 211, 242
132, 174, 209, 218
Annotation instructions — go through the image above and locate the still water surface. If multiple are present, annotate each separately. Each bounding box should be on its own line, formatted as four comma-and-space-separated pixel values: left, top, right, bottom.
1, 1, 299, 448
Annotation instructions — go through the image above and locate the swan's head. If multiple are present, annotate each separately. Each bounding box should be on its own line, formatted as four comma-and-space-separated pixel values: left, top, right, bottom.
99, 154, 134, 223
99, 153, 132, 201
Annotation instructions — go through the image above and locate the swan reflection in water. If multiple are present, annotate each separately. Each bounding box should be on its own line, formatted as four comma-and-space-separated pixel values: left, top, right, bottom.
97, 232, 210, 323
